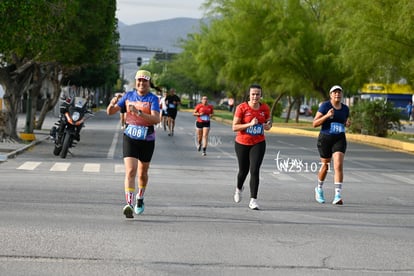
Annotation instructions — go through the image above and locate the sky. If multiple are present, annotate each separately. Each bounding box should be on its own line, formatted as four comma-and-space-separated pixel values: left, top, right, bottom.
116, 0, 207, 25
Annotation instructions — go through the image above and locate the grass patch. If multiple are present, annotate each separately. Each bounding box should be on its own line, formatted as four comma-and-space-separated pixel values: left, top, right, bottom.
387, 131, 414, 143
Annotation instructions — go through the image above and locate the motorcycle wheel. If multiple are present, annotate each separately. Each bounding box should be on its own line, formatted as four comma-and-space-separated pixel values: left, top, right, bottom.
53, 145, 62, 156
60, 133, 72, 158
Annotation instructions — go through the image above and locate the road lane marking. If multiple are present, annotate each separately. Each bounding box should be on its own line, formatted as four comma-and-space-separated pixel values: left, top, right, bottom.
114, 164, 124, 173
50, 162, 71, 171
107, 126, 120, 159
17, 161, 41, 170
386, 173, 414, 185
83, 163, 100, 172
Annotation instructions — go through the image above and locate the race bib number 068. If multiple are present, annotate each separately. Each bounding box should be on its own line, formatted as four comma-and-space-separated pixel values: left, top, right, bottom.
246, 124, 264, 136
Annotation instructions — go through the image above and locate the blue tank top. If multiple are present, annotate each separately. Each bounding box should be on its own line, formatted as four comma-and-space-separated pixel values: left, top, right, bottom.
318, 101, 349, 135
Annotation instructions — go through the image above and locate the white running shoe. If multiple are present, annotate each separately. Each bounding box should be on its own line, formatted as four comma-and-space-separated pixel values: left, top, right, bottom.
234, 187, 243, 203
332, 194, 343, 205
249, 198, 260, 210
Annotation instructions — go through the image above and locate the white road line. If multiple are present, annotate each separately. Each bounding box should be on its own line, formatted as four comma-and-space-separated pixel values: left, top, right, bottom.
83, 163, 100, 173
300, 173, 317, 181
386, 173, 414, 185
17, 161, 42, 170
345, 172, 363, 183
114, 164, 124, 173
271, 171, 296, 181
107, 126, 120, 159
50, 162, 71, 171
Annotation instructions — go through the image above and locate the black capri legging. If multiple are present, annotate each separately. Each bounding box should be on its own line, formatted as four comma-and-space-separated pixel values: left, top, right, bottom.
234, 140, 266, 199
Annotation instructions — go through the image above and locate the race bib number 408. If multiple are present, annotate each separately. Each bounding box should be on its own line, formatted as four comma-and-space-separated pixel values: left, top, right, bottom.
124, 125, 148, 140
246, 124, 264, 136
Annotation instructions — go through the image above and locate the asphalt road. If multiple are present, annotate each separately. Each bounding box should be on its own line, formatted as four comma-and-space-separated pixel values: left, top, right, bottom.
0, 110, 413, 275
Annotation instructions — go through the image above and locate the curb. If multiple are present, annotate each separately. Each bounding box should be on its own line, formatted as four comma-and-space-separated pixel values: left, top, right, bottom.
213, 117, 414, 155
0, 135, 50, 162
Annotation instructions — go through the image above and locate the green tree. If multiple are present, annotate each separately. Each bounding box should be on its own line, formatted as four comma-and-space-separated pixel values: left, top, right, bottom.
0, 0, 118, 139
170, 0, 413, 130
186, 0, 349, 122
332, 0, 414, 85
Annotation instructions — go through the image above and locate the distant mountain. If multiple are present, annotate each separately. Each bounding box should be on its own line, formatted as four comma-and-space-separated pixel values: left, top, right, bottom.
118, 18, 203, 53
118, 20, 128, 29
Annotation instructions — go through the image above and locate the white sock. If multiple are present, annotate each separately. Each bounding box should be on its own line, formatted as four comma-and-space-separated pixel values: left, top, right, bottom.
334, 183, 342, 195
317, 179, 324, 189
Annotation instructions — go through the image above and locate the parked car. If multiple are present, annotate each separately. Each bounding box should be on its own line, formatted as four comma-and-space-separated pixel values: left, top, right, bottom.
299, 104, 313, 116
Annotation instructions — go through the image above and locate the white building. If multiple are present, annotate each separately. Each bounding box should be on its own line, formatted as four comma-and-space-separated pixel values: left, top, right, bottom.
119, 45, 163, 90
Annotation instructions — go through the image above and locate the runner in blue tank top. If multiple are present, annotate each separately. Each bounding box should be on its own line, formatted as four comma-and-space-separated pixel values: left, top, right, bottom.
312, 85, 351, 205
107, 70, 160, 218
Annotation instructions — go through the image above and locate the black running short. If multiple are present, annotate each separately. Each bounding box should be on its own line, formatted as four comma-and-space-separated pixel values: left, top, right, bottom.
196, 121, 210, 129
317, 132, 347, 158
167, 108, 178, 119
123, 135, 155, 162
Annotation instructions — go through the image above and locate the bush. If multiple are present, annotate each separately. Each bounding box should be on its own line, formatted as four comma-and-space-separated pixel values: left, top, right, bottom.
349, 99, 402, 137
262, 99, 283, 118
311, 104, 319, 117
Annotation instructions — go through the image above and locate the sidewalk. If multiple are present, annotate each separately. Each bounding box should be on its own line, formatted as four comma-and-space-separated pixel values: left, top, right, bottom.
0, 113, 55, 161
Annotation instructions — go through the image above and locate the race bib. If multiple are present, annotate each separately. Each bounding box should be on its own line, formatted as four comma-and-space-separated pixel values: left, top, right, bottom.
329, 122, 345, 134
124, 125, 148, 140
200, 115, 210, 121
246, 124, 264, 136
168, 103, 176, 108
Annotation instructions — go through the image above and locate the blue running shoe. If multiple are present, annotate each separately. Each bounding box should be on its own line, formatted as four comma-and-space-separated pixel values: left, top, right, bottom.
332, 194, 343, 205
123, 204, 134, 218
134, 198, 145, 215
315, 187, 325, 204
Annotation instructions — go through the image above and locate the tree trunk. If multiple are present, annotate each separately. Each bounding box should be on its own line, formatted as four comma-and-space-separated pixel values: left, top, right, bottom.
285, 96, 294, 123
0, 62, 34, 140
34, 64, 62, 130
270, 93, 284, 119
294, 96, 302, 123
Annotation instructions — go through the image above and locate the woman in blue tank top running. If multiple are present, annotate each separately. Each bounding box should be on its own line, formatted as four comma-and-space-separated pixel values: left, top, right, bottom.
312, 85, 351, 205
107, 70, 161, 218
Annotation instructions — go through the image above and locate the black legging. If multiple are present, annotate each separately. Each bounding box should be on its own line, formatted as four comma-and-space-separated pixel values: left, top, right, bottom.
235, 140, 266, 199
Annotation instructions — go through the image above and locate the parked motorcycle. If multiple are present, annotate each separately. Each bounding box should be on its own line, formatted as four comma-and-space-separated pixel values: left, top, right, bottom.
50, 96, 93, 158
